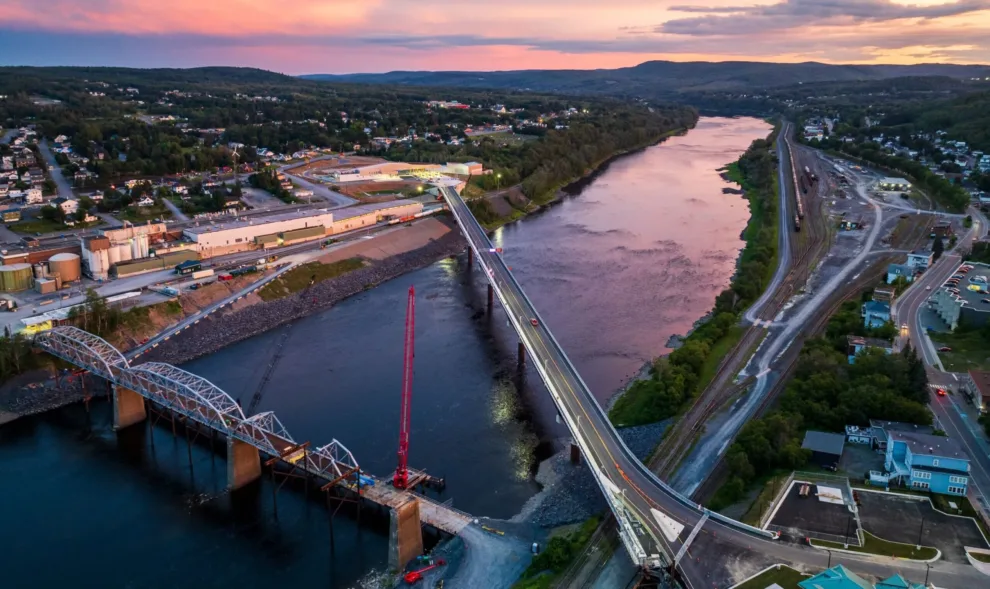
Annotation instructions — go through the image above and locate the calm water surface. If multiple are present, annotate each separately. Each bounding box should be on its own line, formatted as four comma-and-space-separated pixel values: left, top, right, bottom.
0, 117, 769, 588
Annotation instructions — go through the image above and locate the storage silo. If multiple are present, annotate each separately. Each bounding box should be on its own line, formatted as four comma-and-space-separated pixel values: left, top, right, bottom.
0, 263, 33, 292
108, 244, 121, 266
116, 243, 132, 263
33, 263, 48, 279
48, 253, 81, 283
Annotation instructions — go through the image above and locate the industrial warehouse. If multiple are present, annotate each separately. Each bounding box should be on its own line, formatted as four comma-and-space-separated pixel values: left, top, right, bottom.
182, 201, 424, 257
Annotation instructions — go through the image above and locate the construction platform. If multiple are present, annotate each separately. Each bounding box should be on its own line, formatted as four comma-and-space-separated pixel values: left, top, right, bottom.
354, 475, 472, 535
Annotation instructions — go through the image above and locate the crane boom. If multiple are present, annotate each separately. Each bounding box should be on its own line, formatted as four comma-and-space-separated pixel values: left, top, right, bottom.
394, 286, 415, 489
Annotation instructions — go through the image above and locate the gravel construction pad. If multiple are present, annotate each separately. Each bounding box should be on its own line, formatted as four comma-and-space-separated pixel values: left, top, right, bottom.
857, 491, 988, 563
769, 483, 858, 543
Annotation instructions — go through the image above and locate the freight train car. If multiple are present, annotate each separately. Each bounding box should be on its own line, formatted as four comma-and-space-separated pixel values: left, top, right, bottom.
795, 213, 802, 232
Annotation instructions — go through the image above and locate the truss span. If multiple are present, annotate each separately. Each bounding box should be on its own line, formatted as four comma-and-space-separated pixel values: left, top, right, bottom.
33, 327, 360, 484
35, 326, 128, 380
119, 362, 246, 433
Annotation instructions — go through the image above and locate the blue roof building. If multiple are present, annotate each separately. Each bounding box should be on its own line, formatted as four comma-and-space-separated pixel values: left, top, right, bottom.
862, 301, 891, 329
884, 430, 970, 496
886, 263, 916, 284
798, 565, 871, 589
798, 566, 926, 589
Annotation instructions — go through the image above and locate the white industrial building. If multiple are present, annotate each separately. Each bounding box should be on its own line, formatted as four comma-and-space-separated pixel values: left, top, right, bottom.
81, 223, 165, 280
182, 201, 423, 258
878, 177, 911, 191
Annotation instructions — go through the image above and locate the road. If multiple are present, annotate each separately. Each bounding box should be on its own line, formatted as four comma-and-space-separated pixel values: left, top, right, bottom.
895, 210, 990, 518
673, 164, 887, 494
277, 164, 357, 208
744, 122, 793, 323
37, 139, 73, 199
442, 186, 989, 588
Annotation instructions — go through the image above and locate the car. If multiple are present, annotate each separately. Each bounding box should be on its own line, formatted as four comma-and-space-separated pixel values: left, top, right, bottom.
926, 285, 933, 290
530, 318, 539, 327
939, 346, 952, 352
937, 388, 947, 396
983, 299, 990, 304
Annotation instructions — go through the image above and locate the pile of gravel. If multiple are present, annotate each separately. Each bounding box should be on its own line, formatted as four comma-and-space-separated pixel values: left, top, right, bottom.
0, 379, 89, 419
515, 420, 670, 528
146, 231, 467, 365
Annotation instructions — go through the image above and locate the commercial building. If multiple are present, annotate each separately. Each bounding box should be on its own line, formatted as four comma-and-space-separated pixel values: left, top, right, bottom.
931, 262, 990, 330
877, 177, 911, 191
329, 201, 422, 235
801, 430, 846, 469
963, 370, 990, 413
884, 431, 970, 495
799, 566, 925, 589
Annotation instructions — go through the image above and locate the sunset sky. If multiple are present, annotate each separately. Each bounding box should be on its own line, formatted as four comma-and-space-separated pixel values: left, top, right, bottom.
1, 0, 988, 73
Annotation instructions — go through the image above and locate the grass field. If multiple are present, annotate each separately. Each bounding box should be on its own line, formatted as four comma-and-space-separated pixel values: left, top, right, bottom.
813, 531, 937, 560
932, 330, 990, 372
258, 258, 365, 301
970, 551, 990, 563
118, 205, 172, 223
12, 218, 101, 234
733, 565, 808, 589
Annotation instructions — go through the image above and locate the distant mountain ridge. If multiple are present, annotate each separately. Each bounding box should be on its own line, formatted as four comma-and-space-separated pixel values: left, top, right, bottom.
301, 60, 990, 96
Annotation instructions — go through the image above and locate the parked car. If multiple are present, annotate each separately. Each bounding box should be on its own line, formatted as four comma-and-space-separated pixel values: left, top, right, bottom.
938, 347, 952, 352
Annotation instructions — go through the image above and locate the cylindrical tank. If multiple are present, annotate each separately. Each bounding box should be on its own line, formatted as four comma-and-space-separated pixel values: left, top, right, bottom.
108, 244, 121, 266
131, 238, 141, 260
33, 263, 48, 279
139, 235, 149, 259
0, 263, 33, 292
116, 243, 132, 263
48, 252, 81, 283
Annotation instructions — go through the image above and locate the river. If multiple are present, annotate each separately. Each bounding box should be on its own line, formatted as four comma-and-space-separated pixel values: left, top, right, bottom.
0, 116, 769, 588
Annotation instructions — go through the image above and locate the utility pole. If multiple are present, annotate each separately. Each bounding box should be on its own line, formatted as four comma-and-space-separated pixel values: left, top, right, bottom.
917, 516, 926, 549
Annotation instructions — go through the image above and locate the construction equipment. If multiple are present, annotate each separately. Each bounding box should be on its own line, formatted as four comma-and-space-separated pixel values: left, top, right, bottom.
394, 285, 416, 489
403, 559, 445, 584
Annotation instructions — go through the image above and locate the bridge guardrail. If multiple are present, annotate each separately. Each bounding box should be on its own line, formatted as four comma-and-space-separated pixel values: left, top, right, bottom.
442, 187, 778, 545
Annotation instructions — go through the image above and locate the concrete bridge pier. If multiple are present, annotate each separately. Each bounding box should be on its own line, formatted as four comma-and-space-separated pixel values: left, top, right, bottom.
517, 341, 526, 366
487, 284, 494, 313
112, 384, 147, 430
467, 247, 474, 269
226, 437, 262, 491
387, 495, 424, 572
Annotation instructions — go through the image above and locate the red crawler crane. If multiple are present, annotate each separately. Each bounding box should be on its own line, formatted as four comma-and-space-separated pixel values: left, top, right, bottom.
393, 286, 416, 489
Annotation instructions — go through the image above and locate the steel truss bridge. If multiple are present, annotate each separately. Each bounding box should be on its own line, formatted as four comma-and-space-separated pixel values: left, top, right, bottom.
35, 326, 360, 484
440, 186, 778, 583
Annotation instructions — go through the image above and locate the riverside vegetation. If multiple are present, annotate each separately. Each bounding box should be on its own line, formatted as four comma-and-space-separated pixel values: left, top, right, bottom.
710, 294, 930, 509
608, 130, 780, 427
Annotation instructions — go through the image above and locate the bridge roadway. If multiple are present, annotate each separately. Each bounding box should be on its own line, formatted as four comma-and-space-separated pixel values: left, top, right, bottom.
439, 187, 786, 582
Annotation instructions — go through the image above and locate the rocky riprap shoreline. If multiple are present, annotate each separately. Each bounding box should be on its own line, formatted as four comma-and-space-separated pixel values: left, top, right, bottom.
0, 377, 90, 423
512, 420, 670, 528
145, 231, 467, 365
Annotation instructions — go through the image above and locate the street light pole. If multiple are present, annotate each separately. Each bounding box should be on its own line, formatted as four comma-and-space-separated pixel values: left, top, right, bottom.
925, 562, 931, 586
826, 548, 832, 568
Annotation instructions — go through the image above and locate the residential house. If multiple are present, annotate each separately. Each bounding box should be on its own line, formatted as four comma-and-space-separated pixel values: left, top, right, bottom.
886, 263, 915, 284
931, 223, 953, 239
0, 183, 7, 198
884, 430, 970, 495
136, 196, 155, 207
862, 300, 891, 328
872, 287, 896, 304
906, 250, 933, 270
846, 335, 893, 364
53, 197, 79, 215
24, 188, 42, 203
963, 370, 990, 414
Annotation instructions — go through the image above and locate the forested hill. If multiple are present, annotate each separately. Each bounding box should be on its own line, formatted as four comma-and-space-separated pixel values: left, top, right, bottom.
303, 60, 990, 97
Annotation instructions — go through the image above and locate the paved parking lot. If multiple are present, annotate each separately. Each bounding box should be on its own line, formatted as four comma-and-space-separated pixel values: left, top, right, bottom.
857, 491, 988, 563
768, 482, 859, 543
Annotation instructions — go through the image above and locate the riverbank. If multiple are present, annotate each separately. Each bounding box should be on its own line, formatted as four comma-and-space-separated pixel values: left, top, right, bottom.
606, 124, 780, 427
475, 126, 693, 231
145, 225, 467, 365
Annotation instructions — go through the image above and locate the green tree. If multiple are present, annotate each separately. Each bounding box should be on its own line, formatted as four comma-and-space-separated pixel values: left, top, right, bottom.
933, 235, 944, 261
